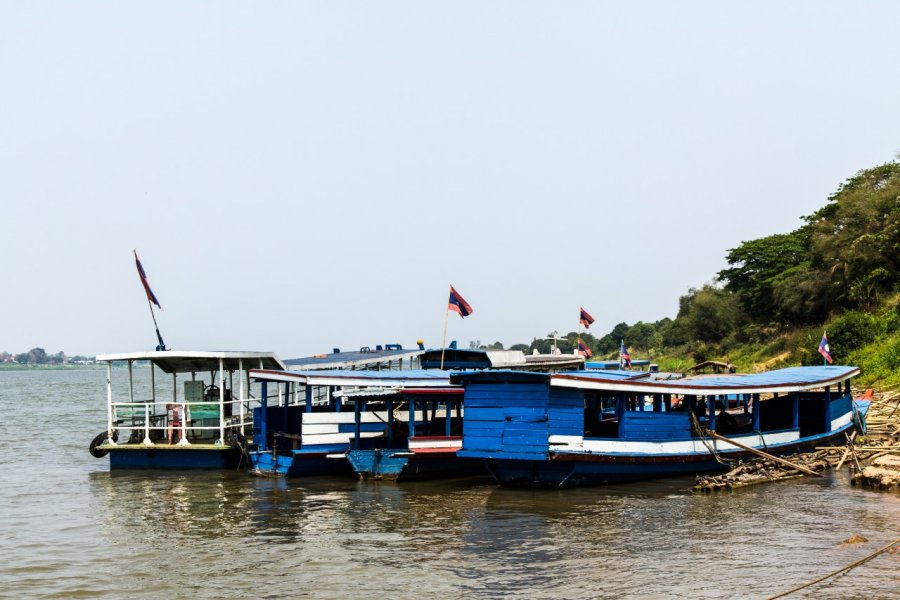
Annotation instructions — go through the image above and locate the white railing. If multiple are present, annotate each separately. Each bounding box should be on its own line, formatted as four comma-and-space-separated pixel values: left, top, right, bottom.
107, 396, 257, 447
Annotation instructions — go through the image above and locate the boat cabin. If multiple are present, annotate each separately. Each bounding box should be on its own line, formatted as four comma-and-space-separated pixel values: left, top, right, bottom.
90, 350, 285, 469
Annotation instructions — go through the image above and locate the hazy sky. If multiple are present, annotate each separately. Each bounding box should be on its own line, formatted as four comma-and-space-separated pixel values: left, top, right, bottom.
2, 2, 899, 358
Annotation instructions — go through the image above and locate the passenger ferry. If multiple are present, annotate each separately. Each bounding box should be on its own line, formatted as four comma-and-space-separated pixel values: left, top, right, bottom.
88, 350, 285, 469
454, 366, 869, 487
248, 369, 479, 480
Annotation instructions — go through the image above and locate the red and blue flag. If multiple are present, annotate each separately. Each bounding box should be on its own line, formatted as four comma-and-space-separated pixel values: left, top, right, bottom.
448, 286, 473, 318
620, 340, 631, 368
134, 250, 162, 309
579, 307, 595, 329
577, 339, 592, 358
818, 332, 833, 364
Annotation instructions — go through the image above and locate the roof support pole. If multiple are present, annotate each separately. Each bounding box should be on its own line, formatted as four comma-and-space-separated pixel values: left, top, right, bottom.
825, 386, 832, 432
446, 398, 452, 436
793, 392, 800, 430
387, 397, 394, 447
354, 397, 362, 450
106, 361, 116, 444
259, 381, 268, 451
219, 357, 226, 445
238, 358, 245, 429
752, 394, 761, 431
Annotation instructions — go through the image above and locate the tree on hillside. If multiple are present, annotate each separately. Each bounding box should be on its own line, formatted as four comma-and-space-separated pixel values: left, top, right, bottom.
718, 228, 810, 322
675, 284, 745, 343
806, 162, 900, 310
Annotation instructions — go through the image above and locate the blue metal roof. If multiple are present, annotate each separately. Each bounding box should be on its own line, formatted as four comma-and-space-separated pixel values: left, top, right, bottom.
553, 365, 860, 395
250, 368, 451, 386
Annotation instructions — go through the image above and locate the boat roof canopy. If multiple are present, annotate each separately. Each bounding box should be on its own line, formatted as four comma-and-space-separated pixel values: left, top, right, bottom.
95, 351, 286, 374
284, 347, 423, 370
250, 368, 453, 388
552, 365, 860, 396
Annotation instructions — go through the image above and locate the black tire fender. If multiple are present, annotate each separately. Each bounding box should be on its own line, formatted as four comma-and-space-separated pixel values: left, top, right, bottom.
89, 431, 117, 458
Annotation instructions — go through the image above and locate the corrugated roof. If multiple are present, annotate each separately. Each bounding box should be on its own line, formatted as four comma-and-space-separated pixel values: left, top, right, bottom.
95, 351, 285, 373
250, 368, 452, 387
284, 347, 423, 370
553, 365, 860, 395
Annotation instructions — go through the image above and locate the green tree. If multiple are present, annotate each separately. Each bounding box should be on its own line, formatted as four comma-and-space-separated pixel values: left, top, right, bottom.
718, 228, 810, 321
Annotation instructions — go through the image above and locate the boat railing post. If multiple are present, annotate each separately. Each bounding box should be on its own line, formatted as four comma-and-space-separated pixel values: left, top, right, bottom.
143, 404, 152, 446
177, 402, 191, 446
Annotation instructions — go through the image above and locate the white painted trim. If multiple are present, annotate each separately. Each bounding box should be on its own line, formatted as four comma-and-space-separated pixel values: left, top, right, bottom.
831, 412, 852, 431
552, 430, 801, 455
409, 438, 462, 450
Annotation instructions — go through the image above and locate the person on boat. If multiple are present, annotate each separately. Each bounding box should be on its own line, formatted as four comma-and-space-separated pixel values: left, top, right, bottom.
167, 403, 183, 444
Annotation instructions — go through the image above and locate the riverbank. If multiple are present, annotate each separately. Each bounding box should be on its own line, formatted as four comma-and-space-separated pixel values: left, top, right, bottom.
694, 385, 900, 493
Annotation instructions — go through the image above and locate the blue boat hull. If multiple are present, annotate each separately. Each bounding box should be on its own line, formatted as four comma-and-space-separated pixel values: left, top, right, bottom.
346, 449, 485, 481
485, 426, 854, 488
250, 448, 354, 478
109, 447, 241, 470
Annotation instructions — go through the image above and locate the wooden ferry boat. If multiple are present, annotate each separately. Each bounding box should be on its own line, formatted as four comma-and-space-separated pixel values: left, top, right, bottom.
454, 366, 869, 487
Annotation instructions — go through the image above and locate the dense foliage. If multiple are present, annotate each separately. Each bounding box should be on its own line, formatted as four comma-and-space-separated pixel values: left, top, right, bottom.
504, 161, 900, 384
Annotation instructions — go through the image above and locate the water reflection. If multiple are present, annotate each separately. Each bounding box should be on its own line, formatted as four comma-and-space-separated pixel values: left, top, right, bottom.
3, 370, 900, 599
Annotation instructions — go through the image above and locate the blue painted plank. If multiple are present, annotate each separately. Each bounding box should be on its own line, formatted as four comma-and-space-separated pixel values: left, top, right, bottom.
465, 408, 507, 421
463, 435, 503, 451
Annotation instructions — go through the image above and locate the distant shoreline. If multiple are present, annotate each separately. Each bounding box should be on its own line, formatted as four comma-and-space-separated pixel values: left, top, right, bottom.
0, 364, 102, 371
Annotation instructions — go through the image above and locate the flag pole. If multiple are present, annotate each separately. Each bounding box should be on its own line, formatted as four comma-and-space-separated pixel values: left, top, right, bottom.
440, 299, 450, 369
823, 330, 827, 366
147, 297, 166, 351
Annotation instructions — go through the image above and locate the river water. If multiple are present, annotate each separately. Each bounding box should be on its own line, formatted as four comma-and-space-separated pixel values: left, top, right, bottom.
1, 368, 898, 599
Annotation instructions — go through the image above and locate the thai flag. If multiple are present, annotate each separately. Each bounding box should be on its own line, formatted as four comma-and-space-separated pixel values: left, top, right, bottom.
134, 250, 162, 309
818, 332, 833, 364
579, 307, 595, 329
448, 286, 473, 318
577, 339, 592, 358
620, 340, 631, 368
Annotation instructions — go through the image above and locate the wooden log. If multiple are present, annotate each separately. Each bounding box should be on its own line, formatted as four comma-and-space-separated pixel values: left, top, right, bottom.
835, 431, 857, 471
708, 431, 823, 477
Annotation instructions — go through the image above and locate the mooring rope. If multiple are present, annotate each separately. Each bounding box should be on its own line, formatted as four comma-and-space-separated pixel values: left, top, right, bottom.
765, 537, 900, 599
690, 412, 734, 466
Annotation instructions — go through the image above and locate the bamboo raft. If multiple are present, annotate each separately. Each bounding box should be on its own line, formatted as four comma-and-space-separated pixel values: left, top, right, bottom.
695, 386, 900, 492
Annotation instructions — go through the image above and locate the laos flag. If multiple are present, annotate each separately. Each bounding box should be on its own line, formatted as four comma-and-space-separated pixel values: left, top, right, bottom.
620, 340, 631, 368
448, 286, 473, 318
818, 332, 833, 364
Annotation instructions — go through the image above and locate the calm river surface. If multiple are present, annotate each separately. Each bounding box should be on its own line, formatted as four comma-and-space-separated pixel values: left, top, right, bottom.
1, 368, 898, 599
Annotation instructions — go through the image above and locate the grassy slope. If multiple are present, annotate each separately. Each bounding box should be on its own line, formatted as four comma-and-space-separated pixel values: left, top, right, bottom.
650, 293, 900, 388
